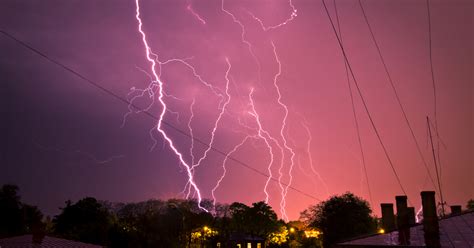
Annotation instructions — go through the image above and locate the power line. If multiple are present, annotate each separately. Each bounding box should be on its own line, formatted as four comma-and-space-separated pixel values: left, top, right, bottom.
0, 30, 322, 202
357, 0, 437, 190
320, 0, 409, 198
333, 0, 373, 206
426, 0, 444, 198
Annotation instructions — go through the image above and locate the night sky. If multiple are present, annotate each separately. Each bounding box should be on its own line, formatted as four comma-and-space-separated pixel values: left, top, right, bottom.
1, 0, 472, 220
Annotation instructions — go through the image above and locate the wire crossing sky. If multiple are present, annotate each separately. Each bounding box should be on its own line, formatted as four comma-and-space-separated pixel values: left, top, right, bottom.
1, 0, 472, 220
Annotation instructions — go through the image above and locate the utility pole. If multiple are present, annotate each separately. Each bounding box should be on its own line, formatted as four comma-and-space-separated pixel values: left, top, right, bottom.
427, 116, 446, 217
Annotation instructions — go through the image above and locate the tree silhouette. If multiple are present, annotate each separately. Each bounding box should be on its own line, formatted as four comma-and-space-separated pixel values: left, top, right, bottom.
108, 199, 214, 248
226, 201, 280, 239
467, 199, 474, 210
54, 197, 113, 245
0, 184, 23, 237
247, 201, 280, 237
301, 192, 376, 247
228, 202, 250, 234
0, 184, 43, 238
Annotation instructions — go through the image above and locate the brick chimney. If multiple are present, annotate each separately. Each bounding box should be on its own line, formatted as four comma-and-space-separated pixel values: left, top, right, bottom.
407, 207, 416, 225
31, 222, 45, 244
450, 205, 462, 215
380, 203, 396, 231
421, 191, 440, 247
395, 195, 410, 245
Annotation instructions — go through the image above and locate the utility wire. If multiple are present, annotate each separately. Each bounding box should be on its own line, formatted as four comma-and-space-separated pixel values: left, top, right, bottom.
357, 0, 437, 189
320, 0, 409, 199
333, 0, 373, 206
0, 30, 322, 202
426, 0, 443, 198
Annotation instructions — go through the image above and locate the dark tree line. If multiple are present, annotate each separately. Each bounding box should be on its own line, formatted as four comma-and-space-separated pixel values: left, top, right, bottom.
53, 197, 113, 245
6, 185, 435, 247
108, 198, 215, 247
0, 184, 284, 247
0, 184, 43, 238
301, 192, 377, 247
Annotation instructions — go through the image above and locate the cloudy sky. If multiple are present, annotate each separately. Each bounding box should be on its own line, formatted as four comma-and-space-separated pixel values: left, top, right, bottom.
2, 0, 472, 220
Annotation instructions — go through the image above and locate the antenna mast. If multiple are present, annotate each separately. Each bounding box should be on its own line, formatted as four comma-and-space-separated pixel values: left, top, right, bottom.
427, 116, 445, 217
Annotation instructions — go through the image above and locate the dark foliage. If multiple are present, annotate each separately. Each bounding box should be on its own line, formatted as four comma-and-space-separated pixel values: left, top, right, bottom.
2, 184, 345, 247
246, 201, 280, 237
467, 199, 474, 210
216, 201, 281, 247
108, 199, 214, 248
226, 201, 280, 237
0, 184, 43, 238
301, 192, 376, 247
53, 197, 113, 245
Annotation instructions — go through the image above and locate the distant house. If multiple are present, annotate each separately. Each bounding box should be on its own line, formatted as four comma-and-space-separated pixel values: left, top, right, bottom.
0, 235, 102, 248
336, 192, 474, 248
216, 233, 266, 248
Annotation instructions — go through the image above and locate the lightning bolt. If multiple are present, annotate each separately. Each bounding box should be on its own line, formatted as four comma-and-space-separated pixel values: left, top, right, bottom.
211, 135, 258, 207
134, 0, 207, 211
287, 121, 323, 195
270, 41, 296, 221
128, 0, 314, 219
302, 121, 330, 197
188, 98, 197, 165
248, 88, 276, 204
247, 88, 288, 217
273, 142, 287, 221
180, 98, 197, 199
219, 2, 295, 218
121, 81, 157, 128
123, 59, 218, 131
247, 0, 298, 31
218, 1, 299, 218
220, 0, 263, 88
190, 58, 232, 171
186, 3, 206, 25
212, 86, 292, 216
180, 59, 232, 199
34, 141, 124, 165
416, 206, 423, 223
159, 58, 224, 98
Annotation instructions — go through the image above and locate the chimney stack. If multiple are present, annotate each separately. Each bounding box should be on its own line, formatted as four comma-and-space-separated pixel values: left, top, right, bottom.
421, 191, 440, 247
450, 205, 462, 215
407, 207, 416, 225
380, 203, 396, 231
395, 195, 410, 245
31, 222, 45, 244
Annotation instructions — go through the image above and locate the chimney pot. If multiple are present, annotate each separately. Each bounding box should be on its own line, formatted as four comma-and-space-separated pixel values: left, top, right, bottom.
31, 222, 45, 244
407, 207, 416, 225
421, 191, 440, 248
395, 195, 410, 245
450, 205, 462, 215
380, 203, 396, 231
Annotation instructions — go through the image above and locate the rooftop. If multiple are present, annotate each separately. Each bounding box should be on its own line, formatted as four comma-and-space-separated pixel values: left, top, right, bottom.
0, 235, 102, 248
338, 211, 474, 247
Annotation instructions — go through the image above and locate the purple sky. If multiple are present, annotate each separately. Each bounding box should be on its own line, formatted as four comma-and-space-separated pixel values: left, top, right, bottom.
1, 0, 472, 220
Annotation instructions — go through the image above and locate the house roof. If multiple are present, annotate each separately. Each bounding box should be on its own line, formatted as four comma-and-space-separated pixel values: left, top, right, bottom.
0, 235, 102, 248
228, 233, 265, 241
338, 211, 474, 247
